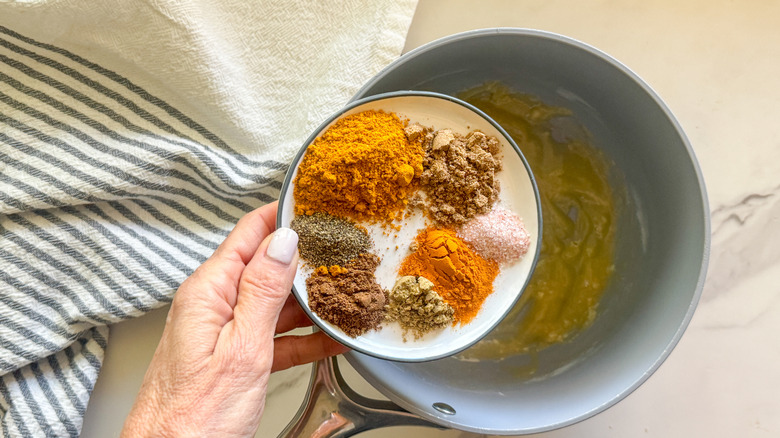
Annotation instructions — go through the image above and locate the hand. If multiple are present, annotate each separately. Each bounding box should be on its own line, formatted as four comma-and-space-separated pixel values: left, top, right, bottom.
121, 201, 349, 437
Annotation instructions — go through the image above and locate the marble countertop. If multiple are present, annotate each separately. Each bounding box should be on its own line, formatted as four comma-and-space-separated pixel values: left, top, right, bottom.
81, 1, 780, 436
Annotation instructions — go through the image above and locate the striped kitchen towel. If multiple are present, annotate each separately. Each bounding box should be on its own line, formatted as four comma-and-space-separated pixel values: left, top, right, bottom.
0, 1, 417, 436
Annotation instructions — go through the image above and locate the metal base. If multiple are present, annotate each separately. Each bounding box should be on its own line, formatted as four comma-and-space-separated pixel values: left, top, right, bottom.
278, 357, 443, 437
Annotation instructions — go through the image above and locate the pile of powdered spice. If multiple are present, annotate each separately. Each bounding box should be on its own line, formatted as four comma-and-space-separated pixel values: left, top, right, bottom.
291, 109, 532, 340
306, 254, 386, 338
291, 212, 371, 268
459, 206, 531, 265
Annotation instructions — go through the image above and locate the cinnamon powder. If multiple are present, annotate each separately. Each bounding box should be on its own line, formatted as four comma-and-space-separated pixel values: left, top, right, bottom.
306, 254, 387, 337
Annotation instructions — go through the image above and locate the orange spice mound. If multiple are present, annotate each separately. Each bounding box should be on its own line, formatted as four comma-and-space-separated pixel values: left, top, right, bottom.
399, 228, 499, 324
293, 110, 424, 224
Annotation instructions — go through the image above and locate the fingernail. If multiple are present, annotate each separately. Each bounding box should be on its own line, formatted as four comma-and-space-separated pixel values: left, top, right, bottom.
266, 227, 299, 265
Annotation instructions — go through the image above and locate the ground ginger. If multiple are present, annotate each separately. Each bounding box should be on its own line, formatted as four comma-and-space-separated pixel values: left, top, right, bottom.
385, 275, 454, 341
293, 110, 425, 223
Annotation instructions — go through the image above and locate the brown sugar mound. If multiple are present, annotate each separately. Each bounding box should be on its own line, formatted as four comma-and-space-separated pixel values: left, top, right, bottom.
418, 129, 502, 225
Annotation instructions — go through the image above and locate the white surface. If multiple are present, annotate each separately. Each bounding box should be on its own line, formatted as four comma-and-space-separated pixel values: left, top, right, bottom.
81, 1, 780, 437
278, 93, 540, 361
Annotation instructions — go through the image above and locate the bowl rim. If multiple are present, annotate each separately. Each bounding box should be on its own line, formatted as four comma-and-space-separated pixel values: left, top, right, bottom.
345, 28, 711, 433
276, 89, 543, 362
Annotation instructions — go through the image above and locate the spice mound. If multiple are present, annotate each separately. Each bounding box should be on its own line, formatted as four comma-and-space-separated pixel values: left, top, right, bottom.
418, 129, 502, 225
459, 206, 530, 265
399, 228, 499, 325
385, 276, 454, 341
306, 254, 387, 338
293, 110, 424, 223
291, 212, 372, 268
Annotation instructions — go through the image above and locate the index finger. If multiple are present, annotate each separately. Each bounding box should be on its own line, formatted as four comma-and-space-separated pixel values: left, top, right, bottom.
272, 331, 350, 373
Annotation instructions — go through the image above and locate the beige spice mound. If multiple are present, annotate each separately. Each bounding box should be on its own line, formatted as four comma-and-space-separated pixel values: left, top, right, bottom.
385, 275, 454, 341
415, 129, 502, 225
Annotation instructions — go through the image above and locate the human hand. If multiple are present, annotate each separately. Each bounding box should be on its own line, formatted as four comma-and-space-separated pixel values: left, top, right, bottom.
121, 201, 349, 437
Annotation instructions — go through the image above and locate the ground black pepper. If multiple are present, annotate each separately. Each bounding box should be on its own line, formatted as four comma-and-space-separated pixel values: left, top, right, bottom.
291, 212, 372, 268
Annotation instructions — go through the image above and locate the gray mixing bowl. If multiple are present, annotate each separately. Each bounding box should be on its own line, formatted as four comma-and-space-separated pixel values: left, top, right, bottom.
339, 29, 710, 434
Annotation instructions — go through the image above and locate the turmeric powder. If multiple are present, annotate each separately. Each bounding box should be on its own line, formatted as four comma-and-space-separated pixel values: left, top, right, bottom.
399, 228, 499, 324
293, 110, 424, 223
315, 265, 349, 276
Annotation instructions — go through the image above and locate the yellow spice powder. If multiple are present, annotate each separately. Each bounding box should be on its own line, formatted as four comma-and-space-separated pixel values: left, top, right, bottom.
293, 110, 424, 224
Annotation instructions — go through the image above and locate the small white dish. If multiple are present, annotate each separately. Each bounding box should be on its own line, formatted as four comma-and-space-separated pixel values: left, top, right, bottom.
277, 91, 541, 362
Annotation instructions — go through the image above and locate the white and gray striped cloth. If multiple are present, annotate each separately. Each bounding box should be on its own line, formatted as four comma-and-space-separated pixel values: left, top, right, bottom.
0, 1, 417, 436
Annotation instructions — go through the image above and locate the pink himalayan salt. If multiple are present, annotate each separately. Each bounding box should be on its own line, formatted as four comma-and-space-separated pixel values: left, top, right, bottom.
459, 206, 530, 265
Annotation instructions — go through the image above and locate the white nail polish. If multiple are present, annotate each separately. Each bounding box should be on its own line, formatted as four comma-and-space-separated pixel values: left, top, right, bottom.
266, 228, 299, 265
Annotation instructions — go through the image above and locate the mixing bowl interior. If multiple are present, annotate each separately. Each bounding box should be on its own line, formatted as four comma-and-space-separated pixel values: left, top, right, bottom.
345, 29, 709, 434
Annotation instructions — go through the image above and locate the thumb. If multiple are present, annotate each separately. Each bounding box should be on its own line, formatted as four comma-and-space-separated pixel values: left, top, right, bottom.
233, 227, 300, 335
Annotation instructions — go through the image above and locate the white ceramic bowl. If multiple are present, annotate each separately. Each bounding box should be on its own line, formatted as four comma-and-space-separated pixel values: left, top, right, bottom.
277, 91, 541, 362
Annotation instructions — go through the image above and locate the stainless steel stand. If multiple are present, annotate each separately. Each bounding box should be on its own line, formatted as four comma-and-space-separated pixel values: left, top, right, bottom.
278, 357, 442, 437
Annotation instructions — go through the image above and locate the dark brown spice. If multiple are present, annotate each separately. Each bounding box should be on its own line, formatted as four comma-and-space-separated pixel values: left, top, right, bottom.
306, 254, 387, 337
